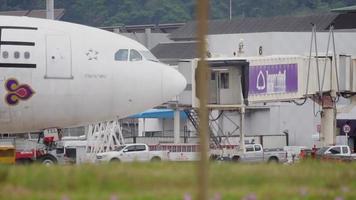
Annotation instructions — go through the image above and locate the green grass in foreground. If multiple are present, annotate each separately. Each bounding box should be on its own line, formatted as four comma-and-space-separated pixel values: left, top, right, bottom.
0, 161, 355, 200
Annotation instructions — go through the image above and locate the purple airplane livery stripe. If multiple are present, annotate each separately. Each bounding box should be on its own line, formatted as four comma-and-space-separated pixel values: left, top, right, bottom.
249, 63, 298, 95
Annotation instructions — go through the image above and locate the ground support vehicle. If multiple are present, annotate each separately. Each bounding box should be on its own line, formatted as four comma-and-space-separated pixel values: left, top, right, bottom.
147, 143, 239, 161
226, 144, 287, 163
61, 140, 88, 164
147, 143, 286, 163
0, 140, 16, 164
14, 138, 65, 165
284, 146, 309, 163
316, 145, 356, 162
0, 130, 66, 165
96, 143, 169, 163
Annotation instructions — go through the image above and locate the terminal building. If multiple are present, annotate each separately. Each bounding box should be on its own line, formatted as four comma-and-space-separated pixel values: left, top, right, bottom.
119, 7, 356, 149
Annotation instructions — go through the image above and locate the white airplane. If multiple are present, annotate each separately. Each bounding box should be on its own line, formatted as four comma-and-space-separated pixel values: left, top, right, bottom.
0, 16, 186, 133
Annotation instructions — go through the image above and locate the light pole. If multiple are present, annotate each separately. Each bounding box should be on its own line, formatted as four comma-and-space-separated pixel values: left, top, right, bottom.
46, 0, 54, 20
229, 0, 232, 20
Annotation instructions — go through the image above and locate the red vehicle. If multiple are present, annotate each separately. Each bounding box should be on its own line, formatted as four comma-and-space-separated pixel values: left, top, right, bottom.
3, 129, 65, 165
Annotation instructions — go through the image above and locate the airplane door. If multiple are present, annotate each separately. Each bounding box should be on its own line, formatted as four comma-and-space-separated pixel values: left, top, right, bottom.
45, 35, 73, 79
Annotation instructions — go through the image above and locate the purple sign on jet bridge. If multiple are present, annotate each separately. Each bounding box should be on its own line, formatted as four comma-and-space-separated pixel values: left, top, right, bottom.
249, 63, 298, 95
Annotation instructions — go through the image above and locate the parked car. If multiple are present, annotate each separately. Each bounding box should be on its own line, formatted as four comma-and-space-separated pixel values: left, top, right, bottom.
316, 145, 356, 162
96, 143, 169, 163
229, 144, 287, 163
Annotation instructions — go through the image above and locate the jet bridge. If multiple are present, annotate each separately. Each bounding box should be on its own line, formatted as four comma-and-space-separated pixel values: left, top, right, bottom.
178, 55, 356, 147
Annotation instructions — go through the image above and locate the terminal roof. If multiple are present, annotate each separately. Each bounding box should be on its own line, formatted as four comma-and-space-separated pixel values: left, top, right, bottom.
169, 13, 356, 41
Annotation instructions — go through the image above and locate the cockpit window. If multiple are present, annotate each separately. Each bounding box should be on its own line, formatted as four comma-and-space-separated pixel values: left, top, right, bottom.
140, 50, 159, 62
115, 49, 128, 61
129, 49, 142, 61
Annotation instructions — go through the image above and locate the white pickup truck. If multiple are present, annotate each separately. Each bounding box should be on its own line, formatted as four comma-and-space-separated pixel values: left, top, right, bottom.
228, 144, 287, 163
316, 145, 356, 161
96, 143, 169, 162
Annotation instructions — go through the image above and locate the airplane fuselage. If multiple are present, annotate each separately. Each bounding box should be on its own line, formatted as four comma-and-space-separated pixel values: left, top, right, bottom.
0, 16, 186, 133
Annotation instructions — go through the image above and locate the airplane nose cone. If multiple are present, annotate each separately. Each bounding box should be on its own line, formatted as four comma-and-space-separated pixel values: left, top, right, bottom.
162, 67, 187, 101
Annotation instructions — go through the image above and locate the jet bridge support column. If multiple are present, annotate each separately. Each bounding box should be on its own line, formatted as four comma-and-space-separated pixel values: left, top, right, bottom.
321, 108, 336, 146
239, 106, 245, 151
320, 92, 337, 146
174, 109, 180, 144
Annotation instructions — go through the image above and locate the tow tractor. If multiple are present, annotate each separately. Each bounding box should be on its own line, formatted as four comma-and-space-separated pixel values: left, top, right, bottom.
2, 128, 65, 165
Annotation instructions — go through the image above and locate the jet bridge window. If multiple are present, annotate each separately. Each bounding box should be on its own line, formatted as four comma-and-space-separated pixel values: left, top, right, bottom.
129, 49, 142, 61
219, 73, 229, 89
115, 49, 128, 61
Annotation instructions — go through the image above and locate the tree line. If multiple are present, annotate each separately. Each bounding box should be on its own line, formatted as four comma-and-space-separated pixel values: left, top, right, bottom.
0, 0, 355, 26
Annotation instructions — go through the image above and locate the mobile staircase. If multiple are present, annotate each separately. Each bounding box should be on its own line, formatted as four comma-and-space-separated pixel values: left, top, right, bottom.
85, 120, 125, 162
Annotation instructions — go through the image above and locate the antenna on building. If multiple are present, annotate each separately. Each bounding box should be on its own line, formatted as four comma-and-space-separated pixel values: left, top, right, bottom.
229, 0, 232, 20
46, 0, 54, 20
238, 38, 244, 56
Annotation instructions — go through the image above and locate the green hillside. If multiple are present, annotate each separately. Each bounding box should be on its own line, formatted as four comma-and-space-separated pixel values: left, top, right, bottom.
0, 0, 355, 26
